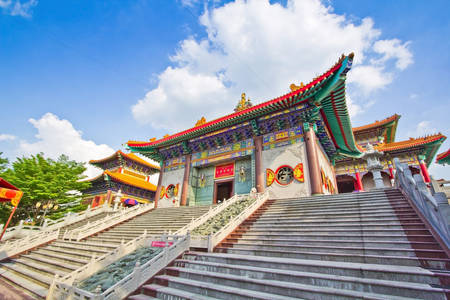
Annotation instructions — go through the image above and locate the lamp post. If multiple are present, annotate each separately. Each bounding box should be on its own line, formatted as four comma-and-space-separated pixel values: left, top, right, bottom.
36, 201, 59, 226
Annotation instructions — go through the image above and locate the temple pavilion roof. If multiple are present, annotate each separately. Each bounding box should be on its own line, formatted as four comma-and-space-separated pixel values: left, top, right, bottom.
89, 150, 160, 171
353, 114, 401, 144
374, 133, 446, 166
436, 149, 450, 165
128, 53, 362, 160
85, 169, 157, 192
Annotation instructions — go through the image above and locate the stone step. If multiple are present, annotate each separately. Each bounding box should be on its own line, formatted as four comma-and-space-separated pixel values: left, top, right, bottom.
166, 265, 446, 300
220, 242, 447, 258
134, 284, 217, 300
46, 244, 109, 256
253, 209, 416, 218
215, 246, 450, 269
154, 273, 414, 300
1, 262, 52, 287
225, 237, 440, 249
244, 218, 422, 225
185, 252, 442, 285
52, 240, 117, 251
0, 268, 48, 299
9, 258, 67, 277
248, 213, 420, 221
151, 276, 300, 300
36, 246, 99, 260
240, 223, 427, 230
230, 233, 436, 242
234, 228, 431, 235
267, 197, 406, 208
264, 201, 409, 212
128, 294, 159, 300
31, 250, 89, 265
172, 260, 446, 299
20, 254, 78, 272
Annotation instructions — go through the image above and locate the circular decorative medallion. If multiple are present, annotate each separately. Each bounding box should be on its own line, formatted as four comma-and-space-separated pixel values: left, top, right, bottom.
166, 184, 175, 198
275, 165, 294, 185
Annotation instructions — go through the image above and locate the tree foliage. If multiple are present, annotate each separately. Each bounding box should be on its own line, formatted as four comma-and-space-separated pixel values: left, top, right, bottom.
0, 153, 91, 225
0, 152, 8, 173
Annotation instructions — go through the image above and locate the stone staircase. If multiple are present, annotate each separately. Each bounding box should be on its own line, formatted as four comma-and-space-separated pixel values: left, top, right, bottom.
0, 205, 212, 299
130, 189, 450, 300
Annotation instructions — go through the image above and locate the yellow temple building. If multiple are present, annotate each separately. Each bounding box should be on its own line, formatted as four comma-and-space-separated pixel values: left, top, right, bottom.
82, 150, 160, 207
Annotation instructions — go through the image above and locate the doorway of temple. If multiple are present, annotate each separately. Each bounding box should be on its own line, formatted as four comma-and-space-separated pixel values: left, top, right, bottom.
214, 180, 234, 204
336, 175, 356, 193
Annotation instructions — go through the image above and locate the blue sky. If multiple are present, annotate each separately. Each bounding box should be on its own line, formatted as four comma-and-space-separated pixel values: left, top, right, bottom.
0, 0, 449, 179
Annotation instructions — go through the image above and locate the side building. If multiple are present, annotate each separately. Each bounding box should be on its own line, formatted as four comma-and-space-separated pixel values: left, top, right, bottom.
82, 150, 160, 207
335, 115, 446, 192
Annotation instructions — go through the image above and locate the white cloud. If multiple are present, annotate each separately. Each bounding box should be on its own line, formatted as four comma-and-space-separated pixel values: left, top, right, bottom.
133, 0, 413, 132
372, 39, 413, 70
18, 113, 115, 178
409, 121, 437, 137
347, 65, 393, 94
0, 0, 37, 17
409, 93, 418, 99
0, 134, 16, 141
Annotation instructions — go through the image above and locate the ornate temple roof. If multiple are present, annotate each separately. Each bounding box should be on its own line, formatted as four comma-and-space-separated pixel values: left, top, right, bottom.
128, 53, 362, 160
375, 133, 446, 165
436, 149, 450, 165
85, 169, 157, 192
104, 170, 157, 191
89, 150, 160, 171
353, 114, 401, 143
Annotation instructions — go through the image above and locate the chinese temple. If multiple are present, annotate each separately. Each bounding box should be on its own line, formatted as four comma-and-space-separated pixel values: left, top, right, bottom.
335, 115, 446, 192
82, 150, 160, 207
126, 53, 446, 207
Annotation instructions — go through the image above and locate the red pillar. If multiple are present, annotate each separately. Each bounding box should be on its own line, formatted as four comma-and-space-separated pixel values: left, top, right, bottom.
253, 136, 264, 193
355, 172, 364, 192
304, 124, 323, 195
418, 155, 431, 183
154, 163, 164, 208
180, 154, 191, 206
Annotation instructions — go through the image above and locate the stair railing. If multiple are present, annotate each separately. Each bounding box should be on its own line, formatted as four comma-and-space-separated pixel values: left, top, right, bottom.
0, 203, 112, 242
191, 190, 269, 251
63, 203, 154, 241
394, 158, 450, 249
47, 234, 190, 300
174, 193, 248, 236
0, 227, 60, 261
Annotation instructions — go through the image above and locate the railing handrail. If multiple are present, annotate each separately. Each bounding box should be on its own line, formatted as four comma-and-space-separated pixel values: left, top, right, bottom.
0, 227, 60, 261
209, 190, 268, 250
174, 193, 249, 236
47, 234, 190, 300
63, 203, 154, 241
394, 158, 450, 250
1, 203, 112, 242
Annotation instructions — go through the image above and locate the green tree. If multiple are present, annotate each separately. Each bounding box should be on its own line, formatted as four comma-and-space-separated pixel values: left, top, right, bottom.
0, 152, 8, 173
1, 153, 91, 225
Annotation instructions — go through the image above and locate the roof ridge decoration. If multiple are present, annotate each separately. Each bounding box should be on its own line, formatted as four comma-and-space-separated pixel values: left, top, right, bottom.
89, 150, 160, 170
234, 93, 253, 112
128, 53, 362, 161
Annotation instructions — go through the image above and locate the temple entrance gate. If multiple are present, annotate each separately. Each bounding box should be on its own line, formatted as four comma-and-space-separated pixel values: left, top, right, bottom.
214, 180, 234, 204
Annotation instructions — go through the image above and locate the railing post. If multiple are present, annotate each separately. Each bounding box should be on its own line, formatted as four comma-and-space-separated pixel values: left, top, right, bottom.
133, 261, 142, 291
207, 234, 213, 252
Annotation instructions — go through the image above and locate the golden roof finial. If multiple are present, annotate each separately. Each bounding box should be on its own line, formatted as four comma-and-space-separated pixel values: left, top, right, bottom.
234, 93, 253, 112
195, 116, 206, 127
163, 134, 170, 139
150, 137, 156, 142
290, 82, 305, 92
